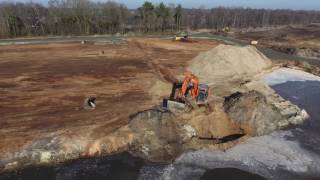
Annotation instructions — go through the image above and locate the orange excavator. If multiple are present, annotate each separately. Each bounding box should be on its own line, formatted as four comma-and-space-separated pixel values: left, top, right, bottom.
180, 71, 199, 100
163, 71, 209, 112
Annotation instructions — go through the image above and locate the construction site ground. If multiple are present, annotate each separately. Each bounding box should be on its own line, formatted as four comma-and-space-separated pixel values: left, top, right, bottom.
0, 38, 218, 157
232, 24, 320, 61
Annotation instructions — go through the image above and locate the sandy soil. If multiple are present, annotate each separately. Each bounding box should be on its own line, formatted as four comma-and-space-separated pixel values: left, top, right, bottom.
0, 38, 218, 157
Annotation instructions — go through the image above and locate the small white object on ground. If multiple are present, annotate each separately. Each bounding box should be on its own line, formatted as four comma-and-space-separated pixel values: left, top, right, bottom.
251, 40, 258, 45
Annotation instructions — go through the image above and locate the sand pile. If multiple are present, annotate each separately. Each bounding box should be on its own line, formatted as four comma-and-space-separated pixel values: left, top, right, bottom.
188, 45, 272, 84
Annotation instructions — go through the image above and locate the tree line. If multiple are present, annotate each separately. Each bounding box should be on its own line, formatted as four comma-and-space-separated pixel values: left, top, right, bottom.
0, 0, 320, 38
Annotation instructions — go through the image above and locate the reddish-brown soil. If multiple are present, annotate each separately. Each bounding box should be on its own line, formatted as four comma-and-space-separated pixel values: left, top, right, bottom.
0, 38, 218, 156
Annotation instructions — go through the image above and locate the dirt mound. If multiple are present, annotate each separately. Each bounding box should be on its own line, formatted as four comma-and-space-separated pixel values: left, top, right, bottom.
188, 45, 272, 84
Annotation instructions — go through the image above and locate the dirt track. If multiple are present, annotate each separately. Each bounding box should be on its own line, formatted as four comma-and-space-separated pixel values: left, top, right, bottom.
0, 38, 218, 156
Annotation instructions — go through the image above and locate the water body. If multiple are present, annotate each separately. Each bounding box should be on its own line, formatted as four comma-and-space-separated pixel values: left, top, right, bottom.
263, 68, 320, 178
264, 68, 320, 132
202, 168, 267, 180
1, 152, 144, 180
272, 81, 320, 129
272, 80, 320, 155
0, 152, 264, 180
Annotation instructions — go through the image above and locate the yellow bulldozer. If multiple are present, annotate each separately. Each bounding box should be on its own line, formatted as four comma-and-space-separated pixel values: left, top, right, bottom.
173, 32, 190, 42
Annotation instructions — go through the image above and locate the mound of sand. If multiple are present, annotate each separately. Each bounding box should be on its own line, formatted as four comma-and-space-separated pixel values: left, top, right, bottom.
188, 45, 272, 84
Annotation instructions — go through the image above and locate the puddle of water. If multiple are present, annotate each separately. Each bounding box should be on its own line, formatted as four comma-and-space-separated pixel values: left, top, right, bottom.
201, 168, 267, 180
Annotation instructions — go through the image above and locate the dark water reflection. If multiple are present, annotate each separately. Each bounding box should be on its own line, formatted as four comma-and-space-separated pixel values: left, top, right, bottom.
201, 168, 267, 180
272, 80, 320, 130
0, 152, 270, 180
0, 152, 144, 180
272, 80, 320, 155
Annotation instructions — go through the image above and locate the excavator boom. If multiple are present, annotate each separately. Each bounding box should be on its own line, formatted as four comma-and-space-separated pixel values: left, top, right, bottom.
181, 72, 199, 99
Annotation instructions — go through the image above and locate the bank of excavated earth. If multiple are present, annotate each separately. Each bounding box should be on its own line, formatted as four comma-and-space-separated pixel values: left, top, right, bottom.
0, 44, 309, 173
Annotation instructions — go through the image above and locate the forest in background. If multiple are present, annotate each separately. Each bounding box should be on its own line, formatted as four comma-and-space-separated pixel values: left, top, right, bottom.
0, 0, 320, 38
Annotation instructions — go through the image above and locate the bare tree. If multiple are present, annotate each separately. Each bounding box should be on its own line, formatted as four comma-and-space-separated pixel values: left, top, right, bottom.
174, 4, 182, 31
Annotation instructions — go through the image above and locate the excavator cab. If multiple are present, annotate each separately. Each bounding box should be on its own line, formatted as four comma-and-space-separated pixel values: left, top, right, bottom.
197, 84, 209, 105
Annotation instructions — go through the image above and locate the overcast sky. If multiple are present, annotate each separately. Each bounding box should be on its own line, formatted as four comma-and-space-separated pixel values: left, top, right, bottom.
1, 0, 320, 10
